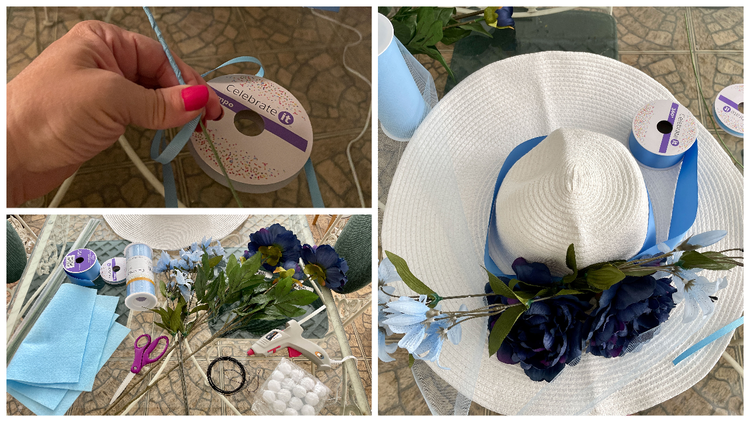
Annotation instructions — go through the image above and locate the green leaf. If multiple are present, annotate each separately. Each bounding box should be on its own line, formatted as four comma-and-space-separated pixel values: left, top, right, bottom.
392, 19, 415, 44
458, 21, 492, 38
189, 304, 209, 314
421, 45, 455, 80
440, 26, 471, 45
565, 244, 577, 272
276, 289, 319, 306
275, 303, 307, 318
274, 277, 294, 299
159, 279, 168, 298
435, 7, 455, 26
554, 288, 585, 297
378, 7, 391, 16
248, 293, 273, 305
621, 267, 659, 277
678, 251, 737, 271
384, 251, 436, 295
484, 7, 498, 24
152, 307, 169, 323
486, 270, 521, 302
488, 305, 527, 356
241, 251, 263, 274
408, 354, 415, 368
586, 264, 626, 291
170, 300, 184, 333
208, 255, 223, 268
154, 322, 172, 334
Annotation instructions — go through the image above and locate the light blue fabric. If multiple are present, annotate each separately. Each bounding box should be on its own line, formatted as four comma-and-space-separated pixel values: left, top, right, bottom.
7, 319, 131, 415
7, 284, 97, 384
9, 295, 120, 409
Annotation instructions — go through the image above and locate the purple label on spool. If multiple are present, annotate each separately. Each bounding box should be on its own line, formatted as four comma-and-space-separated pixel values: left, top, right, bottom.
213, 88, 308, 152
658, 102, 679, 153
64, 249, 97, 274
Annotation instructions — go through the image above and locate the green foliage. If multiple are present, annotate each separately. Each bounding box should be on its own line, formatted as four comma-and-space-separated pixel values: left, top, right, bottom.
677, 250, 739, 271
384, 251, 436, 296
488, 304, 527, 356
384, 7, 497, 80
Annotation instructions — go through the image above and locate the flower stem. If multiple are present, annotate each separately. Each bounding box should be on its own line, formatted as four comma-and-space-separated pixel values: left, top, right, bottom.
199, 120, 245, 207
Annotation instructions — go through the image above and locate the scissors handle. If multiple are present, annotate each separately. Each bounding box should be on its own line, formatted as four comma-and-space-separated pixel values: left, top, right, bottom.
132, 334, 170, 373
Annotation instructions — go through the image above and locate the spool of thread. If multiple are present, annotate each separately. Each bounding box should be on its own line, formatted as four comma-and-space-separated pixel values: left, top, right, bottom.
124, 243, 157, 310
713, 84, 743, 138
100, 257, 127, 285
62, 248, 102, 288
378, 13, 428, 141
629, 100, 698, 168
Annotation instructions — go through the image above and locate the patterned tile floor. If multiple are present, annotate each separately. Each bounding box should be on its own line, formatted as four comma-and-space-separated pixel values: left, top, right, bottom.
7, 7, 371, 208
378, 6, 743, 416
6, 215, 372, 415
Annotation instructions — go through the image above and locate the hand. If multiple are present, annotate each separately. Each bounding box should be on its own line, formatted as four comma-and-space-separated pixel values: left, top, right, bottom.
7, 20, 222, 206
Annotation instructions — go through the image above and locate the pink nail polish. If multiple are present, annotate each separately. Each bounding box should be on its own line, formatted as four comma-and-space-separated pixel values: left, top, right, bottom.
181, 85, 208, 111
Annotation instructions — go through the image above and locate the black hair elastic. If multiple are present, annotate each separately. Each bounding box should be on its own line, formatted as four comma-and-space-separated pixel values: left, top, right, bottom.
207, 356, 246, 395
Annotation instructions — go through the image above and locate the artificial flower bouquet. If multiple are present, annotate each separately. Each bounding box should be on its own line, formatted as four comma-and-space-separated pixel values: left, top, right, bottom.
378, 231, 742, 382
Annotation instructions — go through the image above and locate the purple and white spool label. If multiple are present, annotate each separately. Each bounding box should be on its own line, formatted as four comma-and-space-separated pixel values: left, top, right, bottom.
64, 248, 97, 274
100, 257, 127, 284
632, 100, 697, 156
190, 74, 313, 187
714, 84, 743, 134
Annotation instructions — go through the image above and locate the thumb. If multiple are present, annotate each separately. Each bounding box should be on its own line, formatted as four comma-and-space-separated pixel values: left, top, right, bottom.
125, 83, 208, 130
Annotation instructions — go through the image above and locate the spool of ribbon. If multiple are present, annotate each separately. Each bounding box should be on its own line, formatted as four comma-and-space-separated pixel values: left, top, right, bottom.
713, 84, 743, 138
143, 7, 324, 208
123, 243, 157, 310
377, 13, 436, 141
100, 257, 127, 285
629, 100, 698, 169
62, 248, 102, 288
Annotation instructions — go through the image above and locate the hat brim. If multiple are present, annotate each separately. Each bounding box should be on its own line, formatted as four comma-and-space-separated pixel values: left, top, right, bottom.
381, 51, 743, 415
104, 215, 248, 250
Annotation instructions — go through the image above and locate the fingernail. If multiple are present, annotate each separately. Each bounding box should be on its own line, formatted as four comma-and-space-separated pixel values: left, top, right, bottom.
214, 108, 224, 121
181, 85, 208, 111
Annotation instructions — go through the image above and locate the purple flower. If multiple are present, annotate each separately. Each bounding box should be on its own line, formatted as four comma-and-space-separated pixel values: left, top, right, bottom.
494, 296, 590, 382
495, 6, 515, 28
302, 244, 349, 293
585, 275, 676, 358
245, 224, 302, 271
503, 258, 562, 287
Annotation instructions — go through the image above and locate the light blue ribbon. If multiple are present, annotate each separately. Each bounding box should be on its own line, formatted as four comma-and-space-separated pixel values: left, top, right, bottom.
673, 316, 744, 365
143, 7, 324, 208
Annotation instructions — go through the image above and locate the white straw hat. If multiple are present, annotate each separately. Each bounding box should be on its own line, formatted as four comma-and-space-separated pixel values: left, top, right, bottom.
492, 127, 649, 275
381, 51, 743, 415
104, 215, 248, 250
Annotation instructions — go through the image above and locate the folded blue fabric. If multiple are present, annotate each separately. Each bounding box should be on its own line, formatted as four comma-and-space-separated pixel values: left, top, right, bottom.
8, 297, 118, 410
7, 318, 131, 415
7, 284, 97, 384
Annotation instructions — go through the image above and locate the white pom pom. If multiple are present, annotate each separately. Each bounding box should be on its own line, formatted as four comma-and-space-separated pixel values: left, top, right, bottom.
304, 392, 319, 406
293, 385, 307, 398
276, 389, 292, 403
278, 361, 293, 375
262, 390, 276, 404
288, 397, 303, 410
272, 400, 286, 414
271, 370, 285, 381
300, 377, 315, 391
290, 369, 304, 382
267, 379, 281, 392
283, 408, 298, 416
281, 378, 296, 390
313, 382, 329, 399
301, 404, 316, 415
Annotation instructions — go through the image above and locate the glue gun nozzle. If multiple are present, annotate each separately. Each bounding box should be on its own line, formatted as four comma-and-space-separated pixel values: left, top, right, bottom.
247, 349, 255, 356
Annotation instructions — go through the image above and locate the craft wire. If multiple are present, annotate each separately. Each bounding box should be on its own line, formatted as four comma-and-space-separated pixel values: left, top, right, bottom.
207, 356, 246, 395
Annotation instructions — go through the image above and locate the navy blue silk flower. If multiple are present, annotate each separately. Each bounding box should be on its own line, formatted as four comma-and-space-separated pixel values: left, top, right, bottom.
495, 6, 515, 28
494, 295, 590, 382
244, 224, 302, 271
585, 275, 676, 358
506, 257, 562, 286
301, 244, 349, 292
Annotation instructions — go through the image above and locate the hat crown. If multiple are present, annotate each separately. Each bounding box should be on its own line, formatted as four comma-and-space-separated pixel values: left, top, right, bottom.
492, 128, 650, 275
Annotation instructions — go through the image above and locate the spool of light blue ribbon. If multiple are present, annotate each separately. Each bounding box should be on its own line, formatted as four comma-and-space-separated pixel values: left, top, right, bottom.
378, 13, 428, 141
124, 243, 157, 310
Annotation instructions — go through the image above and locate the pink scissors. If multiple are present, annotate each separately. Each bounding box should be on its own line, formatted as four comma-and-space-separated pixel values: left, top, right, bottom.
109, 334, 169, 405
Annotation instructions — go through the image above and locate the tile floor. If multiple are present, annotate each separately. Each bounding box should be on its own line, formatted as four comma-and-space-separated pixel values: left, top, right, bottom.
6, 215, 372, 415
7, 7, 371, 208
378, 6, 744, 416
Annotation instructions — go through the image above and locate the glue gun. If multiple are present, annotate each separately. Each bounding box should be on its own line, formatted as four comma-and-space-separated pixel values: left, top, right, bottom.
248, 320, 332, 370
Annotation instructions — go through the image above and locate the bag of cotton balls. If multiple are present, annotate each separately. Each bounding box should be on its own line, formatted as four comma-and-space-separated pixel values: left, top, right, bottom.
252, 358, 332, 415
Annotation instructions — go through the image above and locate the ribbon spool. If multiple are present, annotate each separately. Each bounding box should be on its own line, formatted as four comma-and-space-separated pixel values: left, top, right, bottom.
189, 74, 313, 194
100, 257, 127, 285
124, 243, 157, 310
62, 248, 102, 288
629, 100, 698, 169
713, 84, 743, 138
